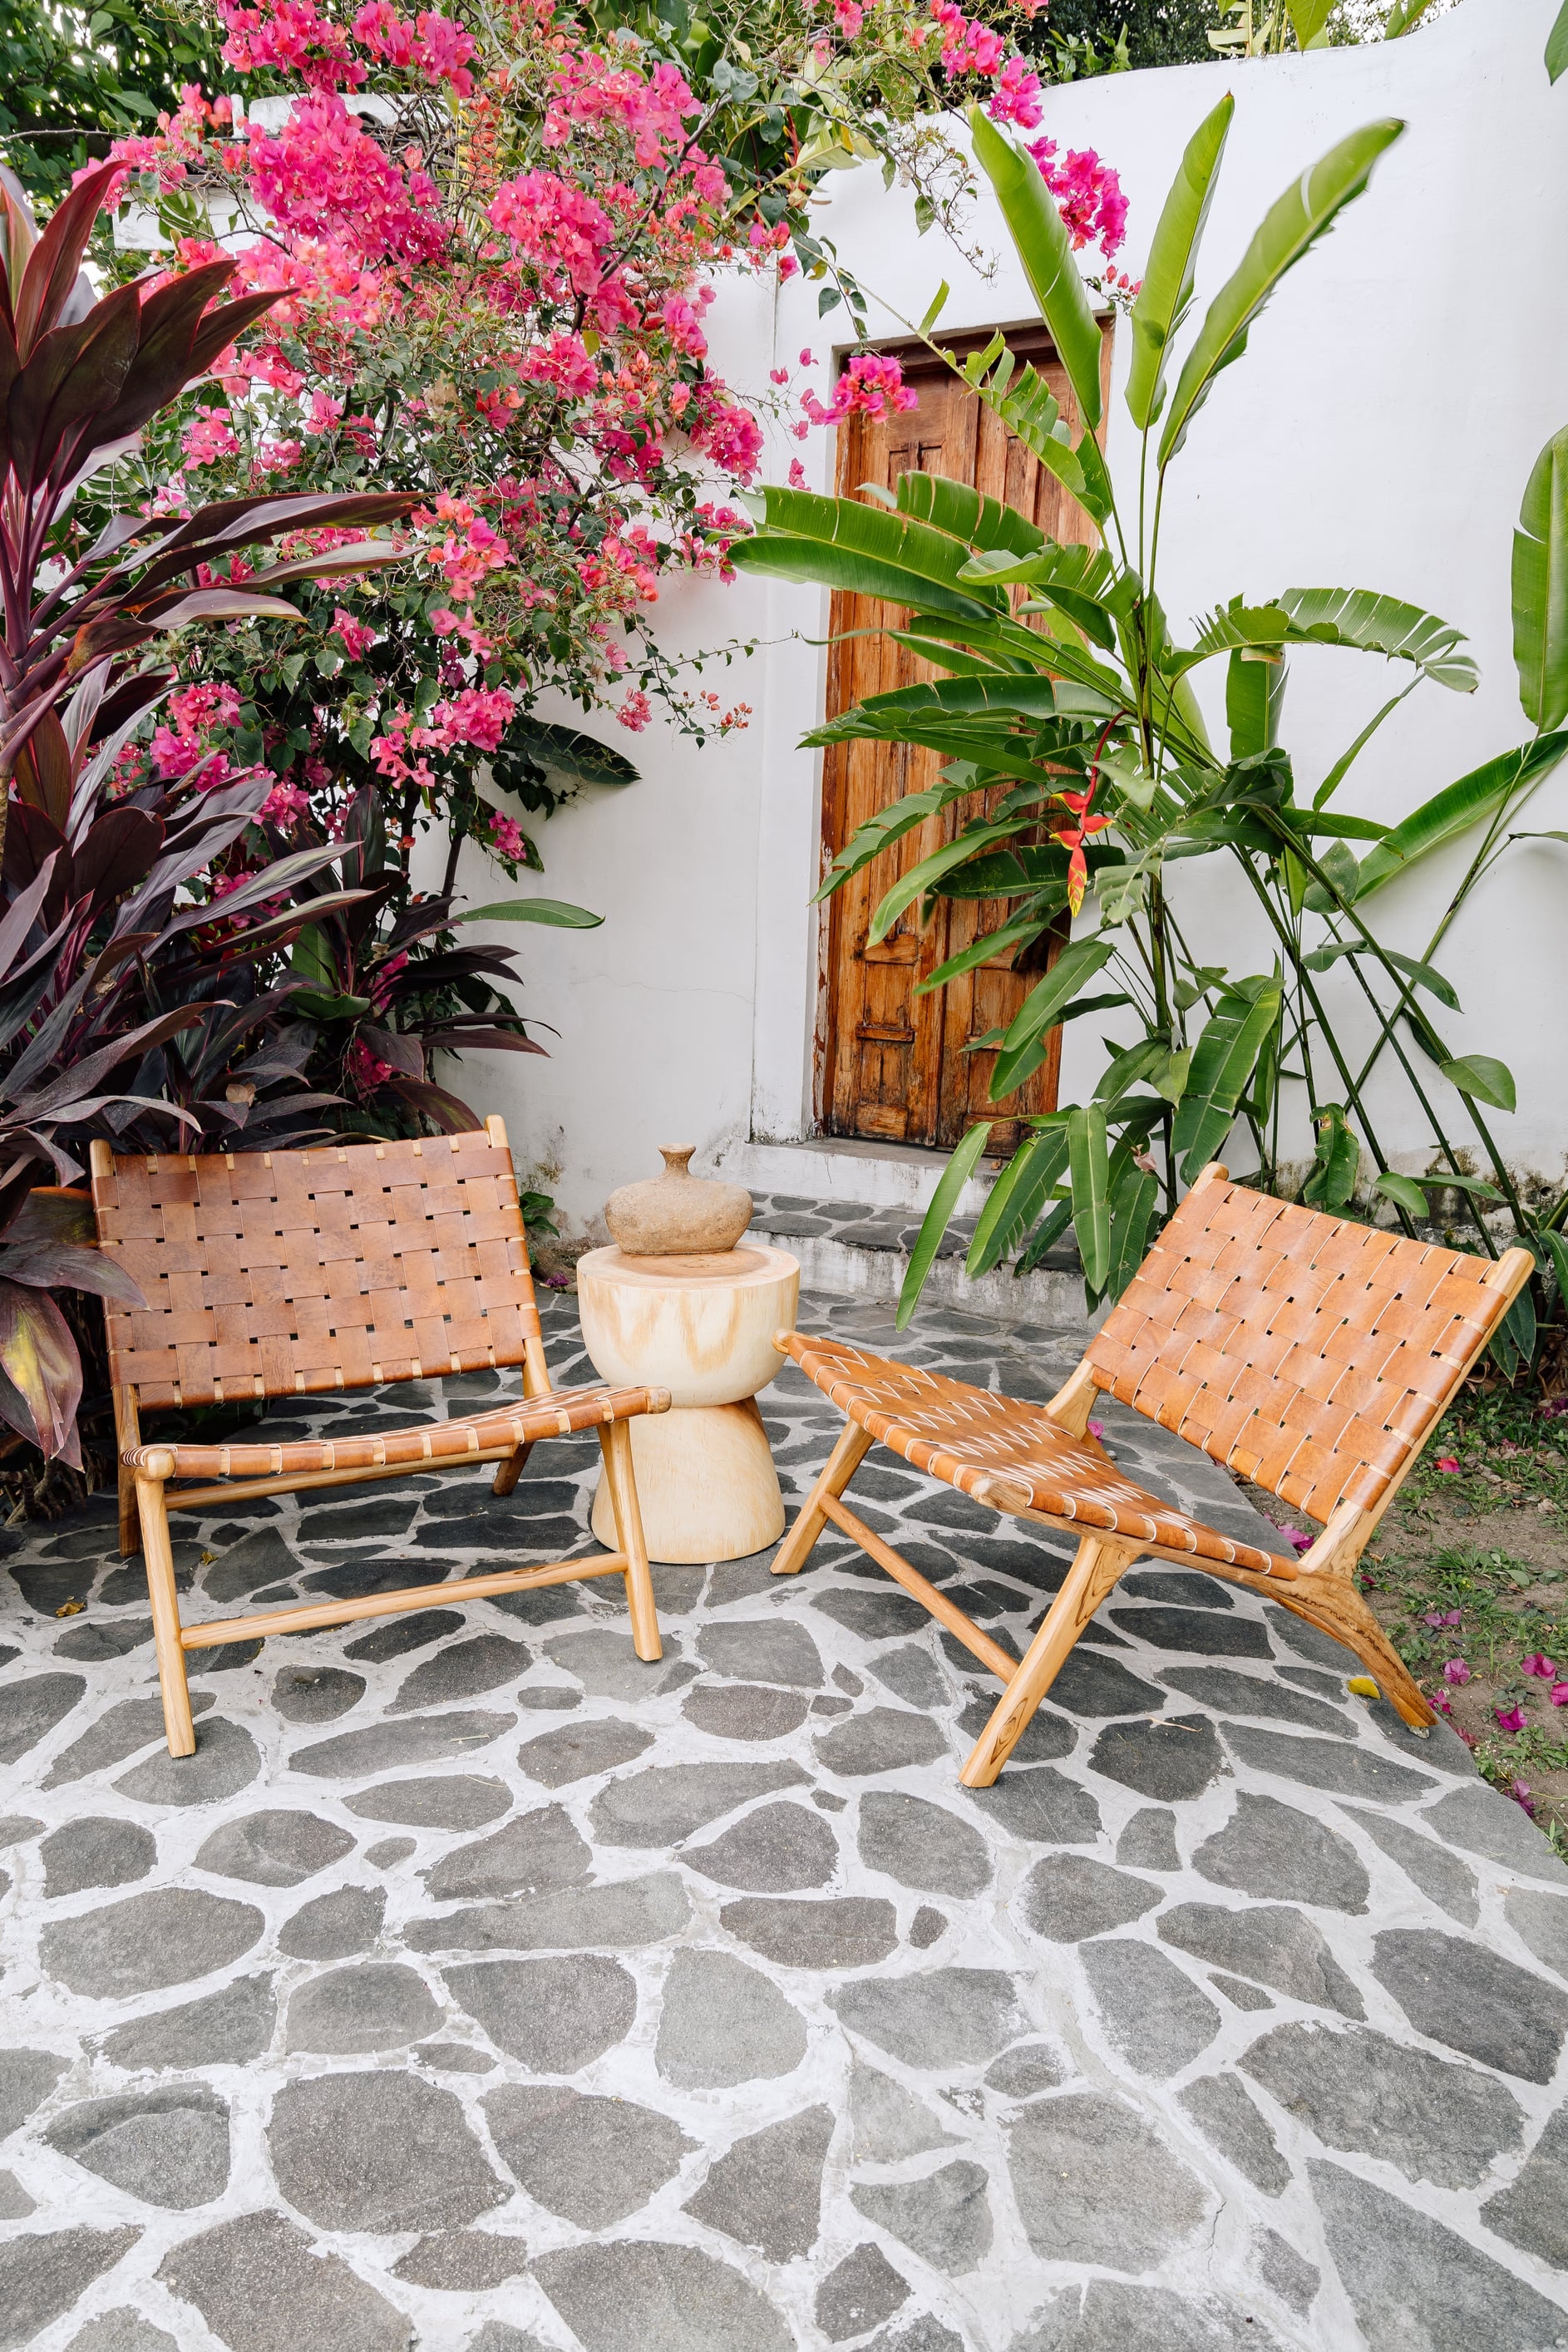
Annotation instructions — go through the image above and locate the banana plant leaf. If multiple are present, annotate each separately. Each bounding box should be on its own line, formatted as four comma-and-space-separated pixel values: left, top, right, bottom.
1171, 980, 1282, 1178
1159, 120, 1404, 464
1127, 94, 1235, 431
1513, 425, 1568, 731
895, 469, 1045, 560
964, 1122, 1071, 1275
1352, 732, 1568, 898
897, 1121, 993, 1328
1067, 1103, 1112, 1294
968, 110, 1103, 435
991, 934, 1117, 1097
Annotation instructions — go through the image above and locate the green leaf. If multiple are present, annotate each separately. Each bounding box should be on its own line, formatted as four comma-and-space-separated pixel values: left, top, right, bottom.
1377, 1169, 1501, 1212
1354, 733, 1568, 896
1288, 0, 1334, 37
1495, 1277, 1537, 1379
918, 907, 1053, 994
896, 1123, 993, 1329
869, 821, 1026, 945
1068, 1103, 1112, 1294
1171, 982, 1283, 1179
1383, 0, 1438, 33
505, 721, 639, 788
965, 1124, 1070, 1275
1314, 686, 1417, 806
1540, 1227, 1568, 1304
1439, 1054, 1516, 1113
1300, 939, 1460, 1008
816, 770, 980, 903
1548, 0, 1568, 81
1512, 426, 1568, 729
1375, 1171, 1430, 1219
1159, 120, 1404, 465
1105, 1161, 1159, 1301
895, 471, 1044, 560
457, 899, 604, 928
1279, 587, 1477, 692
1303, 1102, 1359, 1210
920, 280, 951, 333
729, 488, 1001, 619
989, 934, 1117, 1098
1226, 643, 1287, 760
1127, 93, 1235, 431
969, 108, 1103, 433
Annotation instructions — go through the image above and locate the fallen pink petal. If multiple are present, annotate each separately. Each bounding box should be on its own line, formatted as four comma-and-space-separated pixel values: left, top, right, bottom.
1435, 1456, 1460, 1472
1511, 1779, 1537, 1817
1442, 1659, 1472, 1685
1522, 1653, 1557, 1678
1494, 1704, 1527, 1733
1551, 1683, 1568, 1707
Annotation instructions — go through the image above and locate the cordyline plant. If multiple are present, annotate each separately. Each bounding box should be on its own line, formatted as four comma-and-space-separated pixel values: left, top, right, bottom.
735, 96, 1568, 1367
0, 156, 423, 1462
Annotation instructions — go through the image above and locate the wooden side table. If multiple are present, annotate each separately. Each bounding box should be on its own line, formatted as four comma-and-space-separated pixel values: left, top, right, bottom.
577, 1243, 801, 1563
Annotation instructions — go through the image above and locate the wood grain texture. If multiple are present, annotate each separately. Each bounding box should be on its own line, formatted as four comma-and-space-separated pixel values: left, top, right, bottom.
819, 323, 1113, 1152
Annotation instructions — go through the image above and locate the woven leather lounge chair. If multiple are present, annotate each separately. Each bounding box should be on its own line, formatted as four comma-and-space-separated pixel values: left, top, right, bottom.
91, 1119, 670, 1757
774, 1162, 1531, 1786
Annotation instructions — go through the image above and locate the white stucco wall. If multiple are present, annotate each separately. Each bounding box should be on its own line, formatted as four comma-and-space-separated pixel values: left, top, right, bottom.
457, 0, 1568, 1233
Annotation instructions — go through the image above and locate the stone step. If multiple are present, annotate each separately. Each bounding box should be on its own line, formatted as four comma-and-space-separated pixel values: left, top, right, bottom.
722, 1136, 998, 1217
746, 1189, 1089, 1327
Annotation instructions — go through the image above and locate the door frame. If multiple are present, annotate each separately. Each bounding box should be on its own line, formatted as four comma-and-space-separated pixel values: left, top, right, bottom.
810, 320, 1115, 1145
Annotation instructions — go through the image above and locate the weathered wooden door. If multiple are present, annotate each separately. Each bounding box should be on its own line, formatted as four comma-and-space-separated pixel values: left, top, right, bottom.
818, 325, 1112, 1153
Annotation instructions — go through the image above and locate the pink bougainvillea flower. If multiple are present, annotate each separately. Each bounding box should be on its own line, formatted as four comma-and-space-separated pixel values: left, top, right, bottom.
1494, 1704, 1527, 1732
787, 458, 807, 489
1280, 1527, 1314, 1555
617, 689, 651, 732
1087, 1420, 1104, 1440
1424, 1609, 1462, 1628
1550, 1682, 1568, 1707
1435, 1456, 1460, 1472
1442, 1658, 1472, 1685
1511, 1779, 1537, 1816
1522, 1653, 1558, 1679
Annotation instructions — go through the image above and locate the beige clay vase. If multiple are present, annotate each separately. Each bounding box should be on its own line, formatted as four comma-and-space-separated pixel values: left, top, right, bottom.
603, 1146, 752, 1255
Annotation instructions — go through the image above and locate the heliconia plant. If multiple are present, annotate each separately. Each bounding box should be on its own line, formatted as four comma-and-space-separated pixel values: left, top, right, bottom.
734, 96, 1568, 1368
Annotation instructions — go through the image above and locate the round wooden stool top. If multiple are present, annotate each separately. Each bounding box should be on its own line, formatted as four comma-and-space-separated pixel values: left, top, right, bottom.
576, 1243, 801, 1407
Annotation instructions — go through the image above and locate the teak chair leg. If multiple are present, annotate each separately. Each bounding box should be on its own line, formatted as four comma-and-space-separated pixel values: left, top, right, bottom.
119, 1460, 139, 1561
960, 1532, 1141, 1787
491, 1439, 535, 1498
1277, 1574, 1437, 1730
772, 1422, 875, 1577
137, 1468, 195, 1758
598, 1419, 662, 1663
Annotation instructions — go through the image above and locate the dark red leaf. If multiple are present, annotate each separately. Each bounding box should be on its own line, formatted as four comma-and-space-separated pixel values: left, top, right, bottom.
13, 163, 116, 357
1, 1186, 95, 1246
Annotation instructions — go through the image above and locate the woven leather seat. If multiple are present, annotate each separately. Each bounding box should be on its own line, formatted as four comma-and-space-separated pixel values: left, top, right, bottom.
122, 1383, 664, 1483
775, 1163, 1533, 1786
92, 1120, 669, 1758
779, 1334, 1298, 1578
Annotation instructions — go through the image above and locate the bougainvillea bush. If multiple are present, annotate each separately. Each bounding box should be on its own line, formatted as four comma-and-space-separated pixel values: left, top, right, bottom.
97, 0, 1131, 899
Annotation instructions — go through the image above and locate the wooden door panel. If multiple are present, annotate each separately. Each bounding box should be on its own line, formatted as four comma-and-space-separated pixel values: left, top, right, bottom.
821, 324, 1112, 1151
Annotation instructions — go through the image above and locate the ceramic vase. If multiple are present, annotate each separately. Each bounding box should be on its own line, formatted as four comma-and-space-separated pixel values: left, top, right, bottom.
603, 1146, 752, 1255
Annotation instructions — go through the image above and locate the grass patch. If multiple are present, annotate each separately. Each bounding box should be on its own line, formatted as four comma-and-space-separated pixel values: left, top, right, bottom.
1243, 1385, 1568, 1862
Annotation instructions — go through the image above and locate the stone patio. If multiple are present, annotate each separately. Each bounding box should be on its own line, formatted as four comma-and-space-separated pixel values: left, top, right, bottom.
2, 1289, 1568, 2352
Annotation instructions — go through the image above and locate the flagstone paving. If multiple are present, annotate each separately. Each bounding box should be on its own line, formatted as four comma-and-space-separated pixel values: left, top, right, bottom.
2, 1289, 1568, 2351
